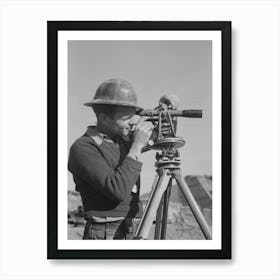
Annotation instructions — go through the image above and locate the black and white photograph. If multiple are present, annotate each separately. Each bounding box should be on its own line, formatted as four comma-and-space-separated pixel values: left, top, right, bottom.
48, 21, 231, 259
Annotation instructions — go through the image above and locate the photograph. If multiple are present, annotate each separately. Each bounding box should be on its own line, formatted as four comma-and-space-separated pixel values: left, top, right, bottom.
47, 21, 231, 259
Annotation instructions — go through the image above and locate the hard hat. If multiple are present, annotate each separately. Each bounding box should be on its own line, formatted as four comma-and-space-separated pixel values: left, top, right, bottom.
84, 78, 142, 111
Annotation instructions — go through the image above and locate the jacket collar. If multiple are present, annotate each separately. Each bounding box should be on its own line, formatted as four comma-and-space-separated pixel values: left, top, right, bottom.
85, 126, 114, 146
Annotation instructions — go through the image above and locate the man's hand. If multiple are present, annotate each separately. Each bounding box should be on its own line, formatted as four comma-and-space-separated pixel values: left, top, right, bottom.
127, 117, 154, 161
159, 94, 180, 110
132, 117, 154, 149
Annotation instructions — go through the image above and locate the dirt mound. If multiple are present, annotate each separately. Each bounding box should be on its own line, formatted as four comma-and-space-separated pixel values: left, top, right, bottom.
68, 190, 85, 226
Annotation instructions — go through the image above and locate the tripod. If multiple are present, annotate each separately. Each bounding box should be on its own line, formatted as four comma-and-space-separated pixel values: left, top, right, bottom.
134, 138, 212, 240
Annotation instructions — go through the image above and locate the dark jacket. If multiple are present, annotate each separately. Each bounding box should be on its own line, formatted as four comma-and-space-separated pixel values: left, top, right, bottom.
68, 126, 143, 218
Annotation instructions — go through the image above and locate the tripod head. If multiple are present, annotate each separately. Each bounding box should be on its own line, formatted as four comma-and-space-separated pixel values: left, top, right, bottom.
137, 104, 203, 169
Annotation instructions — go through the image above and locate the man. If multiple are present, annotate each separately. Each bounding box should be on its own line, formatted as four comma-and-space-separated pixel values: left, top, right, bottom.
68, 78, 154, 240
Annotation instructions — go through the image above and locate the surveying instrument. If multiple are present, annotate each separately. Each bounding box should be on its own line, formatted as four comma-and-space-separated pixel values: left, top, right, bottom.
134, 104, 212, 240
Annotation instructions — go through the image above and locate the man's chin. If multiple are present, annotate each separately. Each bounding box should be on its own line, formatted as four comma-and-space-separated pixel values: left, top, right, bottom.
123, 130, 130, 135
122, 130, 131, 138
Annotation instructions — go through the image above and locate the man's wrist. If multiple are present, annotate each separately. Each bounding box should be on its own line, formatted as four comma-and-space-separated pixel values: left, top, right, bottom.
127, 144, 142, 162
129, 143, 143, 154
127, 154, 141, 162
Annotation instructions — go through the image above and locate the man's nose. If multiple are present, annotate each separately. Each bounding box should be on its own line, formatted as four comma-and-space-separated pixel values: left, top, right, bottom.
129, 120, 135, 129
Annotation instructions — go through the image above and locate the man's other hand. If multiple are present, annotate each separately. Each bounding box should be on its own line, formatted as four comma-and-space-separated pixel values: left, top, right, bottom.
159, 94, 180, 110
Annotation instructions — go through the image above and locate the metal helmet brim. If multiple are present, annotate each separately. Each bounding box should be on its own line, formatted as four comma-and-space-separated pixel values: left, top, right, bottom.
84, 78, 143, 112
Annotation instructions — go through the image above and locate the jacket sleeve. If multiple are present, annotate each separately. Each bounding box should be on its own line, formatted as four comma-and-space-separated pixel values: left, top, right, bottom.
68, 139, 142, 203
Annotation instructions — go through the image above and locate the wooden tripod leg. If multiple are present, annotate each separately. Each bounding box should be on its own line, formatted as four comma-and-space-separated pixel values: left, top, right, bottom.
154, 195, 164, 240
154, 177, 172, 239
160, 178, 172, 239
174, 171, 212, 240
134, 169, 169, 239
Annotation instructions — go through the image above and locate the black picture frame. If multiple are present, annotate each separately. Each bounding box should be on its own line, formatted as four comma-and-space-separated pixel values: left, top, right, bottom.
47, 21, 231, 259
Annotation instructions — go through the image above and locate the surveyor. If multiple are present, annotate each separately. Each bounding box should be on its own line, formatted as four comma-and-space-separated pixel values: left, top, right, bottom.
68, 78, 155, 239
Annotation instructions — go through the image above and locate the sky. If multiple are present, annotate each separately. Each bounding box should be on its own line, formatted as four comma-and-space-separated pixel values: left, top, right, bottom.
68, 40, 212, 194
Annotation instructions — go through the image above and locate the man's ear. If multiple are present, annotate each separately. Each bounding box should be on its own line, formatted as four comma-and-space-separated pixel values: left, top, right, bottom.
99, 112, 111, 124
98, 113, 106, 123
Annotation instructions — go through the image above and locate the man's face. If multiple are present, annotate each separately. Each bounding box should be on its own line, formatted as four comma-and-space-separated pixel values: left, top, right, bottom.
103, 106, 137, 138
